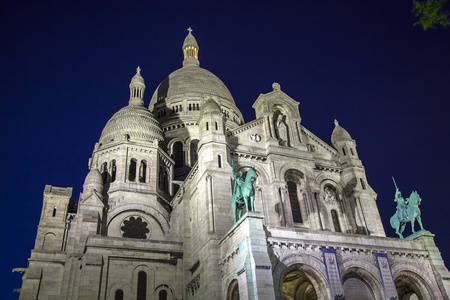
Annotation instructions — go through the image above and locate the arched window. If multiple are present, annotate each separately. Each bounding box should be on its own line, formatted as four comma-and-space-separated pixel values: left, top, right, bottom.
139, 161, 147, 183
52, 206, 57, 217
159, 290, 168, 300
137, 271, 147, 300
331, 210, 341, 232
129, 159, 137, 181
110, 160, 116, 182
287, 181, 303, 223
190, 140, 199, 165
227, 279, 240, 300
350, 148, 355, 155
218, 155, 222, 168
342, 148, 346, 156
115, 289, 124, 300
206, 122, 209, 130
173, 142, 184, 168
215, 121, 218, 130
102, 162, 108, 184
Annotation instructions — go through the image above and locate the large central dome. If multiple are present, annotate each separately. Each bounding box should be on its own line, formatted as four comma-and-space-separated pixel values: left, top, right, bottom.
149, 28, 243, 128
149, 65, 236, 107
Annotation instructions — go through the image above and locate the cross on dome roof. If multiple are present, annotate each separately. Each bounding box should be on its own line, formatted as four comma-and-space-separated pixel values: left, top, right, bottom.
187, 27, 193, 34
136, 66, 141, 74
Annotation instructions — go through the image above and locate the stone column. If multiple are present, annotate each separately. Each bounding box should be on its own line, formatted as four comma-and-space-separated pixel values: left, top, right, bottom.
234, 212, 275, 300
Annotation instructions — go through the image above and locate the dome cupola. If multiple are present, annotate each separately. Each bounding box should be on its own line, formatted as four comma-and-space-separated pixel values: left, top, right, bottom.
129, 66, 146, 106
182, 27, 199, 67
200, 98, 222, 116
331, 119, 353, 147
83, 168, 103, 193
99, 68, 164, 146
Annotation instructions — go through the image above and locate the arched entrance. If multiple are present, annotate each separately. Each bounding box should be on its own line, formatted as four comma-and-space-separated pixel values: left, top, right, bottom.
395, 274, 423, 299
341, 266, 383, 299
282, 269, 317, 300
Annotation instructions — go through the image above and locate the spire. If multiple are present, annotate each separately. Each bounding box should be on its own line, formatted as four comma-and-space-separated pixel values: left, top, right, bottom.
129, 66, 145, 106
182, 27, 200, 67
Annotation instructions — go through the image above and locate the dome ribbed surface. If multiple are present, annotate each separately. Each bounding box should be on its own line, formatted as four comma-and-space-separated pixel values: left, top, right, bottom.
150, 66, 236, 107
99, 105, 164, 145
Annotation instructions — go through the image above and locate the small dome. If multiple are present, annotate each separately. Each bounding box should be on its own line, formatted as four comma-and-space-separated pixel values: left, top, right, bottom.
130, 66, 145, 85
331, 120, 353, 146
200, 98, 222, 115
183, 27, 199, 50
129, 67, 146, 106
99, 105, 164, 145
83, 168, 103, 192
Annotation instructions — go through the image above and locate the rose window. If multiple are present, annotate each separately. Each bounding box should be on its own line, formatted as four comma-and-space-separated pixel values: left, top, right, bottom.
121, 216, 149, 239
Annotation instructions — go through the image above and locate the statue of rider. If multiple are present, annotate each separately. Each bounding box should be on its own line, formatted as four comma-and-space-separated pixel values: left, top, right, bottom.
232, 161, 245, 202
394, 188, 408, 222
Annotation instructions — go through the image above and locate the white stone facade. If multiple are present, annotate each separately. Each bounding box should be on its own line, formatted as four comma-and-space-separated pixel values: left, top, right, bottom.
17, 30, 450, 299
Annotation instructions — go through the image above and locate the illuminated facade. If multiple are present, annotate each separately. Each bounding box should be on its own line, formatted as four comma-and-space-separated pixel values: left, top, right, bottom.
17, 29, 450, 299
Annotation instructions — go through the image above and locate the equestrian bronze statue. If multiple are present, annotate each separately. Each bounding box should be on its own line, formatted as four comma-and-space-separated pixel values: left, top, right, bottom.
230, 161, 258, 223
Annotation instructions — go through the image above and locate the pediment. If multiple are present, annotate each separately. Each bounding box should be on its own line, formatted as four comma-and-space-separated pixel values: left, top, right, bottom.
301, 126, 338, 156
80, 192, 104, 207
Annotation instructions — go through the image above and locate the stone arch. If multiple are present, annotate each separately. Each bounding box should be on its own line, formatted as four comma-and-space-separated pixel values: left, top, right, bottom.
167, 137, 187, 153
267, 100, 299, 120
234, 161, 269, 186
226, 279, 240, 300
340, 263, 384, 299
107, 203, 170, 235
391, 262, 438, 299
318, 179, 353, 233
189, 139, 199, 166
284, 169, 307, 224
42, 232, 57, 251
132, 265, 155, 296
278, 164, 314, 184
107, 281, 132, 300
233, 161, 269, 214
154, 284, 175, 300
273, 253, 330, 299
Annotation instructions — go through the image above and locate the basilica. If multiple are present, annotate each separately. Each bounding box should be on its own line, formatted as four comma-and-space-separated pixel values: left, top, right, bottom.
17, 29, 450, 299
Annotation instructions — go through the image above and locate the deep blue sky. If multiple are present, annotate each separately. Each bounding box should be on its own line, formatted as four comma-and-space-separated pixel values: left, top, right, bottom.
1, 1, 449, 299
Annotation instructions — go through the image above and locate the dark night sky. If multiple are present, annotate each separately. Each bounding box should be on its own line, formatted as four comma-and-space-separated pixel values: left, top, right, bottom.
1, 1, 449, 298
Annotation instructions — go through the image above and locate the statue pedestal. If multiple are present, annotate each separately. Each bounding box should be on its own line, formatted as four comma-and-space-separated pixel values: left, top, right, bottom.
411, 231, 450, 298
220, 212, 275, 300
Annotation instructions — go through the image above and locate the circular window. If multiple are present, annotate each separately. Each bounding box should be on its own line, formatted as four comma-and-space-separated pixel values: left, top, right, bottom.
121, 216, 150, 239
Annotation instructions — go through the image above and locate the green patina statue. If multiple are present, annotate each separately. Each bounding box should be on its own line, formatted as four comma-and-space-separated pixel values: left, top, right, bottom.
230, 161, 258, 223
390, 177, 425, 239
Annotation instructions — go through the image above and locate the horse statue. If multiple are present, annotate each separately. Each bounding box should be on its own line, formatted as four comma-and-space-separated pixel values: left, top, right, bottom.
390, 190, 425, 239
230, 161, 258, 223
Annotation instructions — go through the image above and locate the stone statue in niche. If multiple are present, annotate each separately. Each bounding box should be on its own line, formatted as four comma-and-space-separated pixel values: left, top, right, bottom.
276, 114, 288, 146
324, 185, 337, 203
